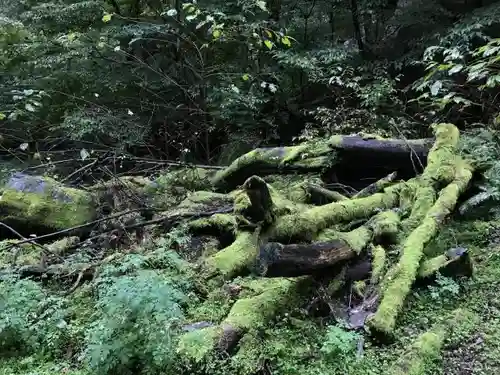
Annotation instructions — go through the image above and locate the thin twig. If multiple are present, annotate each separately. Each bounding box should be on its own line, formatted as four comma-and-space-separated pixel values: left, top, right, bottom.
60, 159, 99, 183
0, 222, 64, 264
68, 207, 234, 249
3, 209, 153, 250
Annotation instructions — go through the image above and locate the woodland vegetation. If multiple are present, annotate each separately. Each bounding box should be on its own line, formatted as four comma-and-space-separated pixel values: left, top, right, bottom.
1, 0, 500, 375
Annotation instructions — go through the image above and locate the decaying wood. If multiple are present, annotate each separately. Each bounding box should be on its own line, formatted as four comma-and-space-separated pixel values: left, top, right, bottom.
352, 171, 398, 198
255, 240, 355, 277
212, 135, 433, 191
0, 123, 479, 365
306, 183, 348, 204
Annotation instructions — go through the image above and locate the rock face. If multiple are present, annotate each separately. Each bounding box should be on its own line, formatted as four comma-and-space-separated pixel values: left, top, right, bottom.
0, 173, 97, 235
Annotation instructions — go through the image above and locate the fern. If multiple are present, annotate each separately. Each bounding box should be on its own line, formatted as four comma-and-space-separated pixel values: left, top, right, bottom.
0, 275, 70, 357
83, 270, 187, 375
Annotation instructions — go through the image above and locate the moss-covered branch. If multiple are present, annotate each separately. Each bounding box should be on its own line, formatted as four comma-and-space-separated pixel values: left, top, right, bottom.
212, 135, 433, 191
177, 277, 309, 361
388, 309, 478, 375
368, 158, 474, 338
266, 185, 402, 242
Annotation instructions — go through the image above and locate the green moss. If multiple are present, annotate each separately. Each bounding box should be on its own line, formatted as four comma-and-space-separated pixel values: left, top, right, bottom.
417, 255, 448, 278
403, 185, 436, 232
369, 210, 400, 241
203, 230, 260, 280
176, 325, 222, 363
369, 161, 474, 337
317, 211, 400, 253
402, 124, 460, 234
264, 175, 325, 204
0, 176, 97, 231
232, 184, 308, 219
189, 214, 237, 234
389, 325, 446, 375
422, 123, 460, 185
47, 236, 79, 255
371, 245, 386, 284
187, 288, 235, 322
0, 239, 39, 265
338, 226, 373, 252
212, 139, 335, 190
223, 277, 303, 330
389, 308, 477, 375
267, 185, 401, 242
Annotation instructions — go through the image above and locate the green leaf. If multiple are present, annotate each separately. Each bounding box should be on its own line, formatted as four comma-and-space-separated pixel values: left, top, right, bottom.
102, 13, 112, 23
242, 74, 250, 81
25, 103, 35, 112
281, 36, 291, 47
0, 113, 5, 120
264, 40, 273, 50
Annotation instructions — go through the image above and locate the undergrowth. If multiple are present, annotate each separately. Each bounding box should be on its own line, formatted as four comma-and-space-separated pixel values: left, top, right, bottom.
2, 132, 500, 375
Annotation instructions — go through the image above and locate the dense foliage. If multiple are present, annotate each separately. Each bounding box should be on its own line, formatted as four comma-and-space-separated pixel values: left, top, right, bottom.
2, 0, 498, 164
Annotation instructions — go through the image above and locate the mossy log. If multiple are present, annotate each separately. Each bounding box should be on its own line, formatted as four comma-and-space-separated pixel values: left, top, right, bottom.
255, 241, 355, 277
344, 246, 473, 291
0, 173, 97, 237
352, 171, 398, 198
257, 210, 401, 277
369, 164, 474, 338
212, 135, 433, 191
417, 246, 473, 281
177, 277, 309, 361
388, 309, 477, 375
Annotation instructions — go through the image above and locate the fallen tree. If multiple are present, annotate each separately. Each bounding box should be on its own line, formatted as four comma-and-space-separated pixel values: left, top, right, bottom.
0, 122, 477, 366
171, 123, 477, 361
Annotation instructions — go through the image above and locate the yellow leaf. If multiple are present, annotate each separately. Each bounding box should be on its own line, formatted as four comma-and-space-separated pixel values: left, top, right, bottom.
68, 33, 76, 41
213, 29, 221, 39
242, 74, 250, 81
265, 30, 273, 38
102, 13, 112, 23
264, 40, 273, 50
0, 112, 5, 120
281, 36, 291, 47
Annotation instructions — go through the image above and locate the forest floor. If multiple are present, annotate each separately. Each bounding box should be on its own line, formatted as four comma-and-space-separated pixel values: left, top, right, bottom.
1, 209, 499, 375
1, 127, 500, 375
